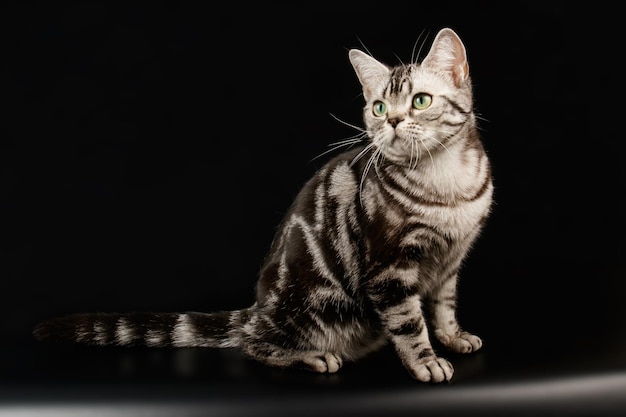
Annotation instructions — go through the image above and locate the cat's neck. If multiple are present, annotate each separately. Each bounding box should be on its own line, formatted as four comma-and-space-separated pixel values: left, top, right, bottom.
385, 125, 488, 202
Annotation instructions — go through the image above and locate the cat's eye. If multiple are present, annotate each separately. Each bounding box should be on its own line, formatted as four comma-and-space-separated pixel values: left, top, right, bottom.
412, 93, 432, 110
372, 101, 387, 117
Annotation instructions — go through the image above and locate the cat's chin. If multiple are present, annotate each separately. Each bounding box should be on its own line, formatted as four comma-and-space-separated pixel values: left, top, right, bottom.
379, 149, 415, 167
379, 137, 423, 166
380, 144, 442, 168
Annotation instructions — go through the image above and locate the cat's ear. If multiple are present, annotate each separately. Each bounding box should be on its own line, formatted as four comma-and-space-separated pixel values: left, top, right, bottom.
421, 28, 469, 88
348, 49, 390, 102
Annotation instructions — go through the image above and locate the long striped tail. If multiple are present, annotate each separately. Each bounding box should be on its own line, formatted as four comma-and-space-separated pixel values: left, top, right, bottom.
33, 310, 250, 348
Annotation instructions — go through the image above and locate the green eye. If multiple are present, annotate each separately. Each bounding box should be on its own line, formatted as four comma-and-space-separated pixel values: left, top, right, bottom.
372, 101, 387, 117
412, 93, 432, 110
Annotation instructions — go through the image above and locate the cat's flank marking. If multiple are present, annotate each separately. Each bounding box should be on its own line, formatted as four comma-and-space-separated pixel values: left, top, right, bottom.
34, 27, 493, 383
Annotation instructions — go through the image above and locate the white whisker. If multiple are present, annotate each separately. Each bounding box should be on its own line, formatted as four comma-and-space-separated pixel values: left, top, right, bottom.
420, 138, 436, 168
410, 138, 422, 170
474, 113, 490, 132
358, 146, 380, 207
411, 29, 429, 64
310, 136, 365, 162
329, 113, 366, 133
310, 114, 367, 162
355, 37, 375, 60
327, 136, 365, 147
350, 142, 375, 167
422, 131, 455, 160
373, 148, 384, 179
474, 113, 490, 123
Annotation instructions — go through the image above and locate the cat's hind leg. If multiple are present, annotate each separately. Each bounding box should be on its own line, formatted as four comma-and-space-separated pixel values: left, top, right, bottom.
242, 341, 343, 373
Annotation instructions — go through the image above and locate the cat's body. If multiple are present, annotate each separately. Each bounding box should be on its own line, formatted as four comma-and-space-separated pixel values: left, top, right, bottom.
34, 28, 493, 383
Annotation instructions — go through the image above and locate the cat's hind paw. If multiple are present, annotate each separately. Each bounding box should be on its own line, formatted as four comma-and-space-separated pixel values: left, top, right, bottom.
301, 352, 343, 373
409, 356, 454, 383
435, 330, 482, 354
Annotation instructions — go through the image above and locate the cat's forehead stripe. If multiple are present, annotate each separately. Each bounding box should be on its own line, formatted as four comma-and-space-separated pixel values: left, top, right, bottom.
386, 65, 414, 97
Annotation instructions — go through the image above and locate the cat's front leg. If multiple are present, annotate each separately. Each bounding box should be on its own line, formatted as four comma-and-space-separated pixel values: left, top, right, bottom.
366, 266, 453, 383
429, 271, 482, 354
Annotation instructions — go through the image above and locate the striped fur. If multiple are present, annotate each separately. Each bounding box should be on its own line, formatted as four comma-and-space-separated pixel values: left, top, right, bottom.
34, 28, 493, 383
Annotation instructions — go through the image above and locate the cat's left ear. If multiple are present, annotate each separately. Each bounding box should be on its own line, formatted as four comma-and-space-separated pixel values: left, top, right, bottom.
349, 49, 390, 102
421, 28, 469, 88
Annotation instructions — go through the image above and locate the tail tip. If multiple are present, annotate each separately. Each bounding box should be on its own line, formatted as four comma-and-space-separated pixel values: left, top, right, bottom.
32, 319, 54, 342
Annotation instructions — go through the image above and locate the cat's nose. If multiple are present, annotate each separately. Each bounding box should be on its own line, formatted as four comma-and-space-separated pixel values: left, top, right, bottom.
388, 117, 403, 128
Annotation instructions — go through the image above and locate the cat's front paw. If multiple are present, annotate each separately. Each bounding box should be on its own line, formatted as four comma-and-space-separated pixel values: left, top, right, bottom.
435, 330, 482, 354
407, 356, 454, 383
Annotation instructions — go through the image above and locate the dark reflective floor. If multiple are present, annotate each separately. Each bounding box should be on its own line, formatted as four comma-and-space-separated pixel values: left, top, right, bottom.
3, 340, 626, 416
1, 2, 625, 416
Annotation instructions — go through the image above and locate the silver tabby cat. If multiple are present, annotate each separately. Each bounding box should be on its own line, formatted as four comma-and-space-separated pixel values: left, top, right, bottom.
34, 27, 493, 383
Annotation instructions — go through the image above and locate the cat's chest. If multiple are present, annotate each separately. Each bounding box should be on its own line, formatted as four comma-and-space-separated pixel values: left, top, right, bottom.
367, 164, 493, 243
408, 186, 493, 239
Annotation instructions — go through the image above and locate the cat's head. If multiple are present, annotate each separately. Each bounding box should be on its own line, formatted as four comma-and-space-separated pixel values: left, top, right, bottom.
349, 28, 474, 166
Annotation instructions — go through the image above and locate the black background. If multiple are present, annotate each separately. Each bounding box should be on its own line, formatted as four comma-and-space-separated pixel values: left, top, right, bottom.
1, 2, 625, 416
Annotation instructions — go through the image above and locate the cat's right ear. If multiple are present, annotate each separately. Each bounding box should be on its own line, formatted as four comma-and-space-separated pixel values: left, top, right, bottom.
348, 49, 389, 102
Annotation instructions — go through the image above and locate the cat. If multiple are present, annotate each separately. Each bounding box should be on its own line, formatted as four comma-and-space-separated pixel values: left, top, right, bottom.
33, 27, 493, 383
